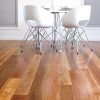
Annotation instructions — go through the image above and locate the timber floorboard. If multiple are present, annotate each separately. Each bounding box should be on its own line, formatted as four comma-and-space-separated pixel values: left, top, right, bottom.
0, 41, 100, 100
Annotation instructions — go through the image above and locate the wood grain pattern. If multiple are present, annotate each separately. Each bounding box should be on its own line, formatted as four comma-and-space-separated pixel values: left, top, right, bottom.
84, 48, 100, 69
58, 52, 72, 85
0, 55, 18, 89
70, 69, 97, 100
14, 55, 41, 96
60, 85, 74, 100
0, 78, 20, 100
75, 50, 100, 94
0, 47, 18, 66
0, 41, 100, 100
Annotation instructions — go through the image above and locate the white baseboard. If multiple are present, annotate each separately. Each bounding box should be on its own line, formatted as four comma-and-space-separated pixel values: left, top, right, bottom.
0, 27, 100, 41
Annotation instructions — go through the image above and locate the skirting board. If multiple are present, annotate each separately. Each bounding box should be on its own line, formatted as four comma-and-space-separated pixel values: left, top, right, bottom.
0, 28, 100, 41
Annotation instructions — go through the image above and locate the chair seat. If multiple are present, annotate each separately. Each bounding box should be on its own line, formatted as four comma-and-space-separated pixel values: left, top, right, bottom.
26, 20, 52, 28
26, 20, 39, 27
62, 5, 91, 28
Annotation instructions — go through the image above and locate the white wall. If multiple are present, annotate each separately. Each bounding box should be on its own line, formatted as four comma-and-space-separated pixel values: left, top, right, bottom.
0, 0, 32, 40
0, 0, 50, 40
0, 0, 100, 41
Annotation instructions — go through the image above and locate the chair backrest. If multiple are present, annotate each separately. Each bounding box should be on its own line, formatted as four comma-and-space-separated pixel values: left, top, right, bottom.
24, 5, 39, 22
24, 5, 53, 27
62, 5, 91, 28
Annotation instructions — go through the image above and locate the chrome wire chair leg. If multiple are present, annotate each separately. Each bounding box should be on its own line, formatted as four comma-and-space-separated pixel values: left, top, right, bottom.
35, 28, 43, 54
64, 28, 80, 54
76, 39, 79, 55
68, 28, 77, 49
36, 28, 40, 49
42, 28, 53, 44
81, 28, 93, 51
39, 28, 53, 46
21, 28, 35, 46
39, 27, 56, 49
52, 27, 66, 51
52, 27, 66, 40
38, 27, 54, 47
21, 37, 35, 53
36, 27, 56, 54
20, 27, 32, 47
67, 29, 76, 41
20, 27, 37, 53
73, 28, 85, 54
73, 28, 93, 54
36, 28, 42, 54
64, 28, 70, 44
64, 27, 93, 54
75, 28, 93, 52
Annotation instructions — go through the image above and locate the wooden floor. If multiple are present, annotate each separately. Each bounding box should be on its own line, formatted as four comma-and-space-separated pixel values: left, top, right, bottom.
0, 41, 100, 100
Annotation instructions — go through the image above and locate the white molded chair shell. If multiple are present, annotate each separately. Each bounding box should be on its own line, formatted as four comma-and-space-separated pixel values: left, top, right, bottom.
62, 5, 91, 28
24, 5, 54, 27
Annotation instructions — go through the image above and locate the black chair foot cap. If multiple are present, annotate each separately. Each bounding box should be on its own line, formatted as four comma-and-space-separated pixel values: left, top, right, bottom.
71, 47, 74, 50
21, 50, 23, 53
91, 49, 93, 52
56, 50, 58, 52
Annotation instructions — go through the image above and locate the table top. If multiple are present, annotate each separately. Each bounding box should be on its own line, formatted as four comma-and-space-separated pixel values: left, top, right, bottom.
50, 10, 68, 13
42, 7, 72, 13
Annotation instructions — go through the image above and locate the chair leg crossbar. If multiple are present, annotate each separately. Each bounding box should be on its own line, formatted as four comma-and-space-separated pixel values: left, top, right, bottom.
20, 26, 93, 55
20, 27, 54, 54
65, 28, 93, 54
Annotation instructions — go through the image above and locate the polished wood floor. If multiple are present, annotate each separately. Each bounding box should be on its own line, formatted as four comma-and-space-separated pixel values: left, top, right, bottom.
0, 41, 100, 100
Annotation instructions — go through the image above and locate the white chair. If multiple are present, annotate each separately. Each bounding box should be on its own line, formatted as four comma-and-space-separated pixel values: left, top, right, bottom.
62, 5, 93, 54
21, 5, 54, 54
